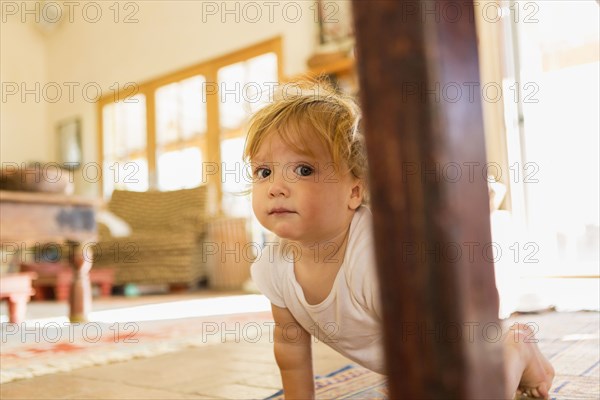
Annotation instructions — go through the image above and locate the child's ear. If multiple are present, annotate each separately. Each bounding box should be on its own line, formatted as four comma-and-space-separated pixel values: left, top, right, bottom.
349, 179, 364, 210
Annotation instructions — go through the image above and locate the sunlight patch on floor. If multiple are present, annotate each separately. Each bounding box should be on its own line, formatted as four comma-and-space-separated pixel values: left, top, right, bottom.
88, 294, 271, 323
0, 294, 271, 325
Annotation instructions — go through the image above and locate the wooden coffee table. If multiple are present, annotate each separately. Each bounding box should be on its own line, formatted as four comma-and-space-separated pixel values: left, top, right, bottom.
0, 190, 98, 322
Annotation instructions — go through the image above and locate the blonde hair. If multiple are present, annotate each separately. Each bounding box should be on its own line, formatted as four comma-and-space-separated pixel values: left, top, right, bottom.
243, 79, 369, 202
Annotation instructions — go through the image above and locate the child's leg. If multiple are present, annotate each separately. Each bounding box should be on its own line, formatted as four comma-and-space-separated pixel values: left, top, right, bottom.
503, 323, 555, 399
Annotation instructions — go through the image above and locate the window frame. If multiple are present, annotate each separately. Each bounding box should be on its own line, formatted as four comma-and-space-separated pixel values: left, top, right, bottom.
97, 36, 283, 212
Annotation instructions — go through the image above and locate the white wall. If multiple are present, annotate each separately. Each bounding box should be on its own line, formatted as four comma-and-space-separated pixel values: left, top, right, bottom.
2, 1, 318, 195
0, 17, 49, 164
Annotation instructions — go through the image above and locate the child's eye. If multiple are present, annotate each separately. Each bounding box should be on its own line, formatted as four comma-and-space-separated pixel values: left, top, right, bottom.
254, 167, 271, 179
294, 165, 313, 177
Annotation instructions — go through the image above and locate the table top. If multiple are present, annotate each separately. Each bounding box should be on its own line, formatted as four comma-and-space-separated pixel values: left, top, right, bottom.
0, 191, 101, 207
0, 191, 98, 245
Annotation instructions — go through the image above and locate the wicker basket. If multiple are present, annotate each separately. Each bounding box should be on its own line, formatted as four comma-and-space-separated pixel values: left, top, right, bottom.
206, 217, 252, 290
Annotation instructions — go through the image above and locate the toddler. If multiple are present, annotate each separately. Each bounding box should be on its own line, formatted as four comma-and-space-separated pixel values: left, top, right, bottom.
245, 81, 554, 399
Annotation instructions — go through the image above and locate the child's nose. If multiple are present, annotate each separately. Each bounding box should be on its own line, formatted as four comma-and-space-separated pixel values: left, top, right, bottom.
268, 173, 290, 198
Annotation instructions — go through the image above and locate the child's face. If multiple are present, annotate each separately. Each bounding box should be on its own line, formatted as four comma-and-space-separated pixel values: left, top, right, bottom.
251, 131, 363, 244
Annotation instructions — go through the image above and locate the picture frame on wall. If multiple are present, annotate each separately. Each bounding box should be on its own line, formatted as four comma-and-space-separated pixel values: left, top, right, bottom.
57, 117, 82, 169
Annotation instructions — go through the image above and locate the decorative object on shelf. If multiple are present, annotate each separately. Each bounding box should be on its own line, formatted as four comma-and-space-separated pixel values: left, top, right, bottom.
315, 0, 355, 54
57, 117, 82, 169
302, 1, 358, 96
303, 54, 358, 98
0, 162, 74, 194
31, 0, 64, 36
307, 51, 349, 70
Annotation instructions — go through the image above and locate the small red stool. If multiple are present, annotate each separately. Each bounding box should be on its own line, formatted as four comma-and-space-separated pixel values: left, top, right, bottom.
21, 263, 114, 301
0, 272, 37, 323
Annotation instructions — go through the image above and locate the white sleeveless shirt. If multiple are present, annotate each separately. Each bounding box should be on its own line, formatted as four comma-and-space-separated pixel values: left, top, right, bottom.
251, 206, 385, 374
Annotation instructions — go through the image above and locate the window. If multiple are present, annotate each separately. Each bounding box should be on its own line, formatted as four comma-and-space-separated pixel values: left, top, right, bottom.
101, 94, 148, 195
98, 37, 282, 217
510, 1, 599, 276
218, 52, 278, 217
155, 75, 207, 191
218, 52, 278, 131
496, 1, 599, 313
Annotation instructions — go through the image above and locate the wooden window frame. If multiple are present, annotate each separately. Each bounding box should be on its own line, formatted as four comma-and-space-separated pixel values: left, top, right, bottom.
97, 36, 283, 212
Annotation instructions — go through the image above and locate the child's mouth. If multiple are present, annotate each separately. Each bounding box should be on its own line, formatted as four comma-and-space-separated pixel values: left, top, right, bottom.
269, 208, 295, 215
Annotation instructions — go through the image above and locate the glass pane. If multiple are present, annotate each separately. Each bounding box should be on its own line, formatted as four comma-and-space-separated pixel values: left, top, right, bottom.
102, 95, 148, 198
218, 52, 277, 131
123, 97, 147, 153
102, 105, 116, 158
157, 147, 203, 191
247, 52, 277, 82
220, 137, 252, 217
180, 76, 206, 140
102, 158, 115, 199
102, 95, 147, 159
155, 83, 179, 146
246, 52, 278, 111
156, 75, 206, 146
121, 158, 149, 192
218, 62, 247, 131
103, 158, 149, 197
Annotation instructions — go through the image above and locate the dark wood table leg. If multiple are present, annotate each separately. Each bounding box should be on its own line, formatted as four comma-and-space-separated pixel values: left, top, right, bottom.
66, 241, 92, 322
353, 0, 505, 398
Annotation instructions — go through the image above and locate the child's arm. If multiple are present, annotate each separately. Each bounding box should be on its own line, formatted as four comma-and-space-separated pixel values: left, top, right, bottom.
271, 304, 315, 400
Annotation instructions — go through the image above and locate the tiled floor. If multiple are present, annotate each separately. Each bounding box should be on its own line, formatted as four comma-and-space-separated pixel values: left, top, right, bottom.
0, 291, 351, 399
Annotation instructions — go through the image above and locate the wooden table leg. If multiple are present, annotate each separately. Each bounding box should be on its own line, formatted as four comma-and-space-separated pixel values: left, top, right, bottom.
353, 1, 505, 398
66, 241, 92, 322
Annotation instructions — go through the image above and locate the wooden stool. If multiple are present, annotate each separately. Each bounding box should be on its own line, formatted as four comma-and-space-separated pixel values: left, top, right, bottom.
21, 263, 114, 301
0, 272, 37, 323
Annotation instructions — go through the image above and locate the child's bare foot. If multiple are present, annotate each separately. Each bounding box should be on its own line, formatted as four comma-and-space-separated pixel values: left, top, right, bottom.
506, 323, 555, 399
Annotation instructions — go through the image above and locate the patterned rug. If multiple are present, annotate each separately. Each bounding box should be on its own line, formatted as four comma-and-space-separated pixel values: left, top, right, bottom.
514, 311, 600, 400
266, 365, 387, 400
0, 311, 273, 384
2, 307, 598, 399
265, 312, 600, 400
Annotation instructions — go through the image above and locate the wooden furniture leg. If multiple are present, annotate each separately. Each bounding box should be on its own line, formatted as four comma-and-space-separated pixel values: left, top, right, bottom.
55, 271, 71, 301
7, 294, 29, 323
353, 1, 505, 398
99, 280, 113, 297
0, 272, 37, 323
66, 241, 92, 322
56, 270, 115, 300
